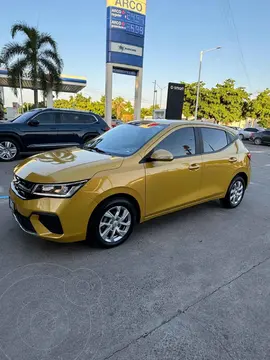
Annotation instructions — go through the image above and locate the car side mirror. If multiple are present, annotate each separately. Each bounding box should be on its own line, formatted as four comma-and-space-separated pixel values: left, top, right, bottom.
150, 149, 174, 162
28, 119, 39, 126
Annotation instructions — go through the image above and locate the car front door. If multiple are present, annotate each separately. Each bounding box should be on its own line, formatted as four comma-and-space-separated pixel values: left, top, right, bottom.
145, 126, 203, 217
200, 127, 239, 199
22, 111, 59, 150
261, 130, 270, 144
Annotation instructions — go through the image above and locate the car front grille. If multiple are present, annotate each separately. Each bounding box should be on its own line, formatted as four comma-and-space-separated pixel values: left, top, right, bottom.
12, 175, 39, 200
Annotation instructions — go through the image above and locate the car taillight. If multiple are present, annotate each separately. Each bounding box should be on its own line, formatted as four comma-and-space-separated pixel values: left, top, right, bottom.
105, 126, 110, 131
247, 153, 251, 160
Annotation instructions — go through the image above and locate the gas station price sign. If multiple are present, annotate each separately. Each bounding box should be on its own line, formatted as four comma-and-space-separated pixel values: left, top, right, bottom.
109, 7, 145, 37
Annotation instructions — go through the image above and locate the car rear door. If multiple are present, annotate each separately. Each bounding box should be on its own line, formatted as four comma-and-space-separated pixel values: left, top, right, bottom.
22, 111, 59, 149
145, 126, 203, 217
57, 112, 100, 146
199, 127, 239, 199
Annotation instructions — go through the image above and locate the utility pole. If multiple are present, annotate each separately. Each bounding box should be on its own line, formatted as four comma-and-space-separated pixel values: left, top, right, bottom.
194, 46, 221, 121
157, 84, 167, 108
153, 80, 157, 109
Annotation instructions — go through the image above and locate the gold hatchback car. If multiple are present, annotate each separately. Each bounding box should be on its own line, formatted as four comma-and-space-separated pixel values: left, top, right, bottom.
9, 120, 251, 247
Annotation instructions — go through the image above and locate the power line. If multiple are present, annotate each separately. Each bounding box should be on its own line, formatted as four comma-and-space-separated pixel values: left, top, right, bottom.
223, 0, 252, 89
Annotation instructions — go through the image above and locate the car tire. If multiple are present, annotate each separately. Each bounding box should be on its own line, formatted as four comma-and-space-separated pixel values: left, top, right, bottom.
0, 138, 20, 161
254, 138, 262, 145
87, 197, 137, 248
239, 134, 244, 140
220, 176, 246, 209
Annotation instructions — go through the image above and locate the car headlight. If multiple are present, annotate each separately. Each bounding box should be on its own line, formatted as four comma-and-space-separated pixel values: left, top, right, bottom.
32, 180, 88, 198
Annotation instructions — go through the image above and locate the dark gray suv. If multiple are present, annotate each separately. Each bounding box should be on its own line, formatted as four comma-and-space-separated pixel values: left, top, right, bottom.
0, 108, 109, 161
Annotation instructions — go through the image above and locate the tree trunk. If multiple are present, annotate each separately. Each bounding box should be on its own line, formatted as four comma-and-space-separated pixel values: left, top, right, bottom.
34, 89, 38, 108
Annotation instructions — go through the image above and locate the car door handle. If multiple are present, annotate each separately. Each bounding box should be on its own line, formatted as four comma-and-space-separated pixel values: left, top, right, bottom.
229, 157, 237, 163
189, 163, 200, 171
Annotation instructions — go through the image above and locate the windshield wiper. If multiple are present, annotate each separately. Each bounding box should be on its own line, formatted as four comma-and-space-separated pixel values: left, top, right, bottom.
85, 146, 108, 154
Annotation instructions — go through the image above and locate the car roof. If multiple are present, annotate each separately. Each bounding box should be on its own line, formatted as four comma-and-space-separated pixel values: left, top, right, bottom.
32, 108, 98, 115
131, 119, 237, 133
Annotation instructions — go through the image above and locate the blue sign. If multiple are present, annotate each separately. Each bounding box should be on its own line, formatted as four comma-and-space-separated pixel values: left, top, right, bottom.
106, 2, 146, 70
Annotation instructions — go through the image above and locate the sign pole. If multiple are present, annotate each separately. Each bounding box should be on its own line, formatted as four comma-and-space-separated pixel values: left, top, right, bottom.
105, 63, 113, 126
106, 0, 147, 123
134, 68, 143, 120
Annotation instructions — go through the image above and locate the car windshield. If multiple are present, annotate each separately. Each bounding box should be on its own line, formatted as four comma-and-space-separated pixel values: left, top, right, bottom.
84, 122, 168, 156
11, 110, 40, 123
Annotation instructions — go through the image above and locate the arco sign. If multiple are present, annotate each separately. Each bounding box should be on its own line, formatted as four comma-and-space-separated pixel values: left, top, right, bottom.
106, 0, 147, 67
105, 0, 147, 123
107, 0, 146, 15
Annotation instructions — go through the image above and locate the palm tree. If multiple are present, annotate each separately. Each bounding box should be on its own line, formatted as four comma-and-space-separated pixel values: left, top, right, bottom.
1, 22, 63, 107
112, 97, 127, 119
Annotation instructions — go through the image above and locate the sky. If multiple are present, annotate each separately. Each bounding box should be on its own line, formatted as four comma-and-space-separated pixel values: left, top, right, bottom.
1, 0, 270, 108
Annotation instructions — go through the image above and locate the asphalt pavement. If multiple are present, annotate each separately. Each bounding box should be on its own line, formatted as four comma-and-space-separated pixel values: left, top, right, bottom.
0, 143, 270, 360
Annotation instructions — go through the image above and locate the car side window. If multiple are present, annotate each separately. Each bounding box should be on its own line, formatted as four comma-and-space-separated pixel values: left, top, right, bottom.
226, 131, 237, 143
60, 113, 80, 124
155, 127, 196, 157
34, 112, 56, 124
59, 113, 97, 124
201, 128, 228, 153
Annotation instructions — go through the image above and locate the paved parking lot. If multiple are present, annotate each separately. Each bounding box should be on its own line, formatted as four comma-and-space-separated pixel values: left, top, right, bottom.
0, 143, 270, 360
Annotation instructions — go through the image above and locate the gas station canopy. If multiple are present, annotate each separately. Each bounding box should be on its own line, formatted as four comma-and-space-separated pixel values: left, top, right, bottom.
0, 68, 87, 93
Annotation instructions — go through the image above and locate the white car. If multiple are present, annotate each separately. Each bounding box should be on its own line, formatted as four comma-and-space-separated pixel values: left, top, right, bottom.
238, 127, 263, 140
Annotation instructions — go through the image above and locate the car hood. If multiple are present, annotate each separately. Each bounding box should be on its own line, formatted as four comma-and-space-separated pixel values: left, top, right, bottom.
14, 147, 124, 183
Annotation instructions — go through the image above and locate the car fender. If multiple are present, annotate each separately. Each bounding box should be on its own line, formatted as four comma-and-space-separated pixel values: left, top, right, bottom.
0, 131, 24, 149
92, 186, 145, 222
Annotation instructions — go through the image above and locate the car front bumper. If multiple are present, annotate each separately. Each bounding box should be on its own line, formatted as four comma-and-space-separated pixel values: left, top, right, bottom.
9, 183, 98, 243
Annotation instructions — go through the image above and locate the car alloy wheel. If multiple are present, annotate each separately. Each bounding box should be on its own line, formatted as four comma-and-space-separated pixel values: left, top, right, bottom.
0, 141, 18, 161
254, 138, 262, 145
229, 180, 244, 206
239, 134, 244, 140
99, 205, 132, 243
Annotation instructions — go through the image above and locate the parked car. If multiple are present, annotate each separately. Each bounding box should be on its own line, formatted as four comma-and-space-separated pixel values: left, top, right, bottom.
0, 108, 110, 161
250, 130, 270, 145
111, 119, 124, 128
228, 126, 241, 131
238, 127, 263, 140
10, 120, 251, 248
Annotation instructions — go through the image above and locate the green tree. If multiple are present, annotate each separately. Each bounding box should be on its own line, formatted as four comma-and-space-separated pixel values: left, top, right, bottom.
251, 89, 270, 128
54, 98, 72, 109
182, 79, 250, 123
141, 105, 159, 119
182, 82, 209, 119
205, 79, 250, 124
1, 22, 63, 107
90, 96, 105, 117
69, 94, 92, 111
